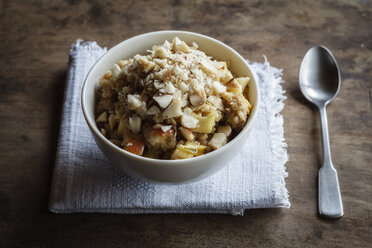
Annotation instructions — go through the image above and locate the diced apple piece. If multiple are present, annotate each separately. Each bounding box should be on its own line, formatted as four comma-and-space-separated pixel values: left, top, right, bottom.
170, 142, 207, 160
145, 125, 176, 151
217, 125, 232, 137
219, 71, 233, 84
226, 78, 242, 94
247, 99, 253, 110
96, 111, 108, 122
215, 61, 227, 70
208, 133, 227, 150
171, 148, 193, 160
179, 127, 195, 141
236, 77, 250, 92
124, 136, 145, 156
191, 111, 217, 133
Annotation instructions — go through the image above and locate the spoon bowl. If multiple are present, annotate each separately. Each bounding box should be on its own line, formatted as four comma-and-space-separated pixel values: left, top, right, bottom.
299, 46, 341, 106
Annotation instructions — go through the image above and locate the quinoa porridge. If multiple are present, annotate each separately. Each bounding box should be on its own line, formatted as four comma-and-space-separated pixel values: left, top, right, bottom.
95, 37, 253, 159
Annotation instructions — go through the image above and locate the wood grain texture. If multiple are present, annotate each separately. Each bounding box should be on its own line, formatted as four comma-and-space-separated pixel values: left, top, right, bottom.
0, 0, 371, 247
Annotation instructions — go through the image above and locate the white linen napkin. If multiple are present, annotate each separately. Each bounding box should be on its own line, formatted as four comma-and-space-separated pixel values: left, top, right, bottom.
49, 40, 290, 215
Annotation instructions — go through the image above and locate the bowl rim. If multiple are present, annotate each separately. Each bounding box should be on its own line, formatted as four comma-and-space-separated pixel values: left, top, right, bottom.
81, 30, 260, 166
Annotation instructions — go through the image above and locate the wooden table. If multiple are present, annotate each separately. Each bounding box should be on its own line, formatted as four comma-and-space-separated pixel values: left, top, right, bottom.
1, 0, 371, 247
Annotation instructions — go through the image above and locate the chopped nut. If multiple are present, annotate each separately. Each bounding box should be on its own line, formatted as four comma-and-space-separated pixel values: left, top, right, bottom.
136, 55, 156, 73
154, 47, 169, 59
172, 37, 190, 53
127, 94, 142, 110
103, 70, 112, 80
96, 111, 108, 122
154, 80, 165, 89
162, 99, 183, 119
212, 81, 227, 94
147, 105, 161, 115
164, 82, 176, 94
100, 128, 107, 136
208, 95, 224, 110
117, 118, 127, 137
112, 64, 122, 81
153, 58, 167, 67
179, 82, 189, 92
155, 68, 168, 81
118, 60, 130, 68
108, 114, 117, 130
181, 112, 199, 129
160, 125, 173, 133
200, 61, 218, 76
189, 94, 205, 106
153, 94, 173, 109
129, 114, 141, 134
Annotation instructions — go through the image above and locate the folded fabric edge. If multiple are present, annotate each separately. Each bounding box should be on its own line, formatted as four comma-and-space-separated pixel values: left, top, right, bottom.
48, 39, 107, 211
70, 39, 107, 60
50, 203, 289, 215
250, 57, 290, 208
50, 208, 240, 215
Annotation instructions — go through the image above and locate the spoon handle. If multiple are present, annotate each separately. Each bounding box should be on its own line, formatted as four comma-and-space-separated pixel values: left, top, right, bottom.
318, 106, 343, 218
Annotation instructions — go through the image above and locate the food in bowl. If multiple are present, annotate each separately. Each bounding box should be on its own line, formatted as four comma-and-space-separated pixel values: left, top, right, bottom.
95, 37, 253, 160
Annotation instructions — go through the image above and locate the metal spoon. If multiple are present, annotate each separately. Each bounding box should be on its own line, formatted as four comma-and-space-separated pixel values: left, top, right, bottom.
299, 46, 343, 218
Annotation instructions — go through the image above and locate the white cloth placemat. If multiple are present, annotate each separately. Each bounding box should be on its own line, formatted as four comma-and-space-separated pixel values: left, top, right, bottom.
49, 40, 290, 215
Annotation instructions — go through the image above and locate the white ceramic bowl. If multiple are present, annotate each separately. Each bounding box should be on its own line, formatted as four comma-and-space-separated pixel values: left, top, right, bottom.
82, 30, 260, 183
